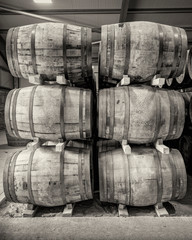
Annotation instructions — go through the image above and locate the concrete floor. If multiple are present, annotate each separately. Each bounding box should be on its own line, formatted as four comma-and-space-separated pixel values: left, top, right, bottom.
1, 130, 192, 240
1, 217, 192, 240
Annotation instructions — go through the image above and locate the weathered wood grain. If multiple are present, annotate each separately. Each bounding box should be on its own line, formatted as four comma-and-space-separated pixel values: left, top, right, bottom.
100, 21, 188, 84
4, 85, 92, 141
6, 23, 92, 86
3, 146, 93, 206
99, 147, 187, 206
98, 85, 185, 143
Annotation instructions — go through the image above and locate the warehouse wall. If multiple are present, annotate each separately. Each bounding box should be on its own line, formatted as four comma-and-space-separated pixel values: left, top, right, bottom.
0, 54, 13, 131
0, 55, 13, 89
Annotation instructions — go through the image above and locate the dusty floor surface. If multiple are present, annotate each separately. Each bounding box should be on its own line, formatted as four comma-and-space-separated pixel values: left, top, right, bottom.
1, 217, 192, 240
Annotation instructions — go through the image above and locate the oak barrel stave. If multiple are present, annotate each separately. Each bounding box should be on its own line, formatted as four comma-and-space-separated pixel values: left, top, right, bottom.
4, 85, 93, 141
100, 21, 188, 84
3, 146, 93, 206
98, 85, 185, 143
99, 147, 187, 206
6, 23, 92, 85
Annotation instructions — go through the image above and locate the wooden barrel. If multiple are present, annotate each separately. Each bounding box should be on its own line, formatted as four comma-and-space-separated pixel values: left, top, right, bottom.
99, 147, 187, 206
176, 49, 192, 83
5, 85, 92, 141
100, 21, 187, 84
6, 23, 92, 86
3, 146, 92, 206
98, 85, 185, 143
97, 140, 120, 153
179, 135, 192, 175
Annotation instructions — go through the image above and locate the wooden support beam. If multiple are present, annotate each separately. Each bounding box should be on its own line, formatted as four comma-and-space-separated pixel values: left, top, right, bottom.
43, 139, 69, 151
29, 75, 44, 85
27, 137, 42, 151
1, 8, 192, 16
154, 203, 169, 217
23, 204, 39, 217
55, 140, 69, 152
92, 65, 99, 95
154, 139, 170, 154
63, 204, 75, 217
121, 140, 131, 155
151, 75, 165, 87
118, 204, 129, 217
119, 0, 130, 23
116, 75, 130, 87
56, 75, 70, 85
0, 6, 99, 30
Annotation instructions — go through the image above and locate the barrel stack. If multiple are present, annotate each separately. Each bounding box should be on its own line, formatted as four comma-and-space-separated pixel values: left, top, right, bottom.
98, 21, 188, 216
3, 20, 190, 217
3, 22, 94, 214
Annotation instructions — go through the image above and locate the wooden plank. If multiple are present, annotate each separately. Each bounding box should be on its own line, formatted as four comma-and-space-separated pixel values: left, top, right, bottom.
27, 137, 42, 151
118, 204, 129, 217
23, 205, 39, 217
28, 75, 44, 85
23, 204, 39, 217
154, 203, 169, 217
151, 75, 165, 87
62, 203, 75, 217
56, 75, 69, 85
154, 139, 170, 154
56, 143, 65, 152
116, 75, 130, 87
121, 140, 131, 155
